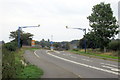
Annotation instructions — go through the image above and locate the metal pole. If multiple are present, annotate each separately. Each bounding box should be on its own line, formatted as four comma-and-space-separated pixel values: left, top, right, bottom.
17, 25, 40, 48
51, 35, 54, 51
84, 29, 86, 53
18, 27, 21, 48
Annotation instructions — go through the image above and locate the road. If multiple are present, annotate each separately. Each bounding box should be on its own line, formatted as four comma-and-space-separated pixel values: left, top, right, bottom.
24, 49, 120, 79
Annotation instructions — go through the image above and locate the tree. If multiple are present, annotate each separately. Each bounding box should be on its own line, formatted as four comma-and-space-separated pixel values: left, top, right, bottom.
53, 42, 62, 49
87, 2, 119, 51
9, 30, 33, 46
39, 39, 51, 48
64, 42, 70, 50
84, 32, 100, 49
35, 41, 40, 45
78, 38, 84, 49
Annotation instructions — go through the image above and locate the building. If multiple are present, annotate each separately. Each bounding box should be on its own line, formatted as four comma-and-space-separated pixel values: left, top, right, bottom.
118, 1, 120, 39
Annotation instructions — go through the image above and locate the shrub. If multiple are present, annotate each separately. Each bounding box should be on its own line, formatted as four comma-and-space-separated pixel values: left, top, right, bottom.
72, 49, 79, 51
108, 40, 120, 51
2, 48, 16, 78
3, 42, 18, 51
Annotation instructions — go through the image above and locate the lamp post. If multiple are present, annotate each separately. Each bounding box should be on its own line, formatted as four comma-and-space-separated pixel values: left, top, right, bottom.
66, 26, 87, 53
18, 25, 40, 48
50, 35, 54, 51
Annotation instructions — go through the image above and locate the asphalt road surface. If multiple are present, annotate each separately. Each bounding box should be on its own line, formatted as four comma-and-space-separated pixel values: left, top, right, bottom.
24, 49, 120, 79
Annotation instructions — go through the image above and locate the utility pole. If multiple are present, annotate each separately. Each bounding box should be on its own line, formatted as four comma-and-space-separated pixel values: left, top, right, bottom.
18, 25, 40, 48
18, 27, 21, 48
83, 29, 86, 53
66, 26, 87, 53
50, 35, 54, 51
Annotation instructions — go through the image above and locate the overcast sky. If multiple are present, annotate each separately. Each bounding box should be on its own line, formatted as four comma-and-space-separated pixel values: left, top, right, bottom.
0, 0, 119, 42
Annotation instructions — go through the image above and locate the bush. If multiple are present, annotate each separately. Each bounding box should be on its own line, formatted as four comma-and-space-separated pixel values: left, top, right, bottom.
3, 42, 18, 51
72, 49, 79, 51
108, 40, 120, 51
2, 42, 18, 78
2, 48, 16, 78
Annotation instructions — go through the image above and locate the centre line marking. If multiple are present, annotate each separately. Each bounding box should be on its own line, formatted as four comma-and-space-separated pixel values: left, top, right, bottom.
100, 63, 118, 68
81, 59, 93, 62
71, 56, 77, 58
102, 65, 120, 72
47, 52, 119, 75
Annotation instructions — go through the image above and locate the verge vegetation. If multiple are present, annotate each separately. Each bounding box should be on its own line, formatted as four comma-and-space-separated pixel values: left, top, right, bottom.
2, 42, 43, 79
69, 49, 120, 61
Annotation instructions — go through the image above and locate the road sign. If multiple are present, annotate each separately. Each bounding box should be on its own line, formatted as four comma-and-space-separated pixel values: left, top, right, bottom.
50, 41, 53, 44
31, 40, 35, 46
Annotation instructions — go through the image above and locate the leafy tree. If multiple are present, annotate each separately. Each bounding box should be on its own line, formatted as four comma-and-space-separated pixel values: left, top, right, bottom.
9, 30, 33, 47
84, 32, 100, 49
53, 42, 62, 49
87, 2, 119, 51
78, 38, 84, 49
9, 30, 22, 41
39, 39, 51, 48
48, 39, 50, 42
35, 41, 40, 45
65, 42, 70, 50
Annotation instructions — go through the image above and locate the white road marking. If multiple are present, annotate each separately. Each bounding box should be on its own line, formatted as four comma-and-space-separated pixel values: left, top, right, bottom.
34, 51, 40, 58
47, 52, 119, 75
102, 65, 120, 72
78, 75, 82, 78
70, 56, 77, 58
100, 63, 118, 68
54, 51, 60, 54
111, 69, 120, 72
81, 59, 93, 62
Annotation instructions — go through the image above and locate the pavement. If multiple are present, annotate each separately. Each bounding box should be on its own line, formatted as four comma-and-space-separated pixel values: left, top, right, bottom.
24, 49, 120, 79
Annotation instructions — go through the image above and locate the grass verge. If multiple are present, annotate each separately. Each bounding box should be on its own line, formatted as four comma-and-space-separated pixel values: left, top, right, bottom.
69, 50, 120, 61
17, 65, 43, 78
15, 48, 43, 78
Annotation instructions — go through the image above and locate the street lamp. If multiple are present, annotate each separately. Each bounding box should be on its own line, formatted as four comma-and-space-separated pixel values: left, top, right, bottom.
50, 35, 54, 51
18, 25, 40, 48
66, 26, 87, 53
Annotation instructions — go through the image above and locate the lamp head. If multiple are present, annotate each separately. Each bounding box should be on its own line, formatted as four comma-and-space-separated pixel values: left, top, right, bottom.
38, 24, 40, 27
66, 26, 68, 28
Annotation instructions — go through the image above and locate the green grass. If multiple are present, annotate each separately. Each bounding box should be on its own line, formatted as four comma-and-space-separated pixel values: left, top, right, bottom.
15, 48, 43, 78
69, 50, 119, 60
17, 65, 43, 78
